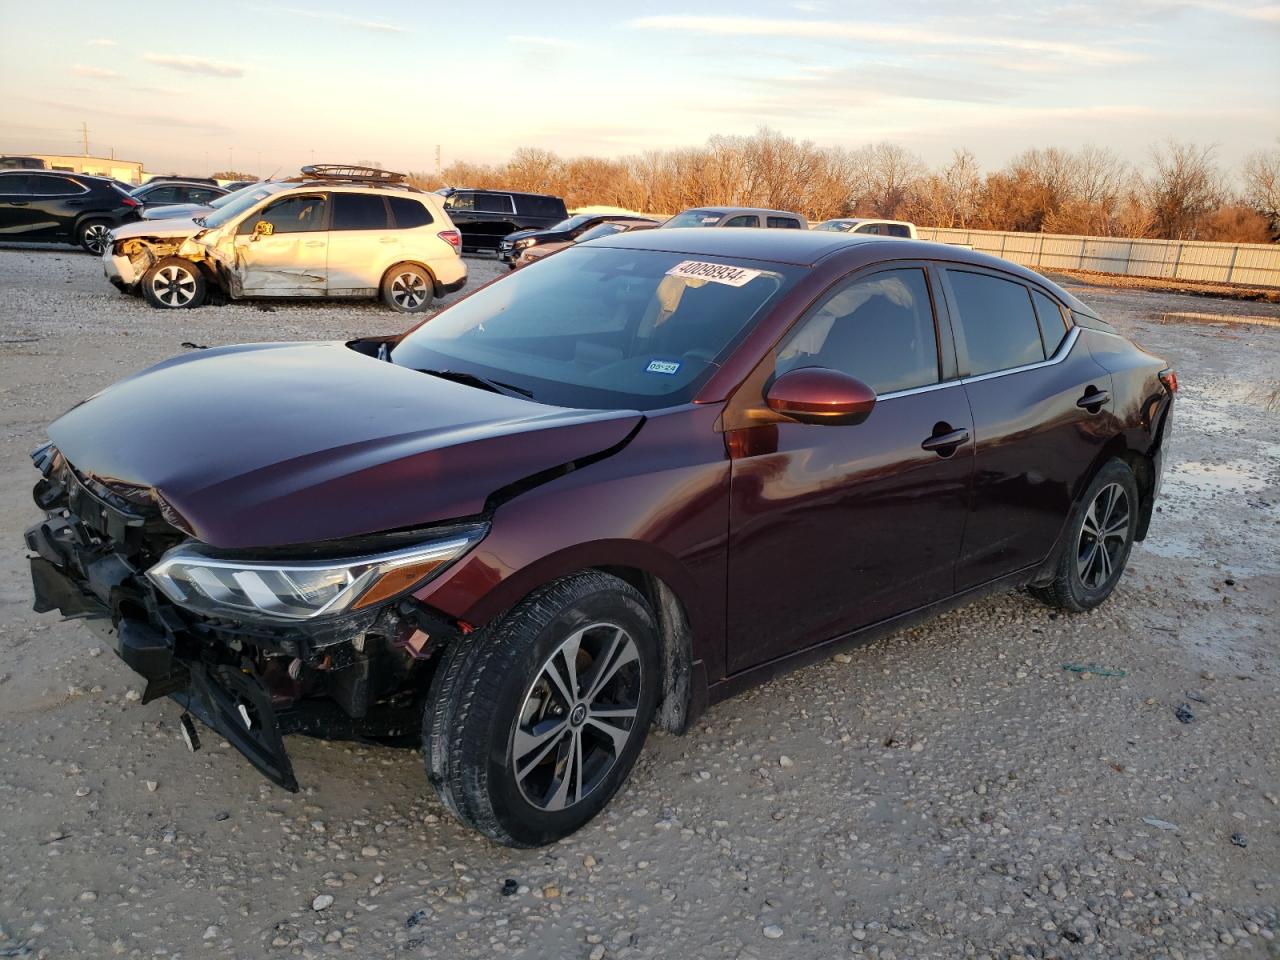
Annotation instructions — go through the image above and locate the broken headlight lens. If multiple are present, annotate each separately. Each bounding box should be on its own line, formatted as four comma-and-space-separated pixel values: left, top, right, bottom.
146, 526, 486, 622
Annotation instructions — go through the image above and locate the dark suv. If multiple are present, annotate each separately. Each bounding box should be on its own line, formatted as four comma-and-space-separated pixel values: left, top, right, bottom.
0, 170, 140, 253
24, 230, 1174, 847
438, 188, 568, 252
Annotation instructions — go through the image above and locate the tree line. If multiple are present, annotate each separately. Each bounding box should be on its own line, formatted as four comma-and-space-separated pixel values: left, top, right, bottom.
408, 129, 1280, 244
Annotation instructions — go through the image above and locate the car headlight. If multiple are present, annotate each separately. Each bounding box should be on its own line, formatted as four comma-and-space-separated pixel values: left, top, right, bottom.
514, 237, 536, 248
146, 526, 486, 622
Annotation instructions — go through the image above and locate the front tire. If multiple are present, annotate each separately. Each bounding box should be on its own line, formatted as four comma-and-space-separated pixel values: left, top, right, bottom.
78, 219, 112, 255
381, 264, 434, 313
424, 572, 660, 847
142, 257, 206, 309
1030, 458, 1140, 612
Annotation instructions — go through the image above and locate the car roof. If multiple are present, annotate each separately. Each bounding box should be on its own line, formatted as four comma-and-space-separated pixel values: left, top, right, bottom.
587, 229, 1092, 309
681, 206, 805, 218
138, 180, 223, 189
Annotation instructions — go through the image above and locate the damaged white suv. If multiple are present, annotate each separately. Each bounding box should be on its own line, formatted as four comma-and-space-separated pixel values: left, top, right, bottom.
104, 166, 466, 312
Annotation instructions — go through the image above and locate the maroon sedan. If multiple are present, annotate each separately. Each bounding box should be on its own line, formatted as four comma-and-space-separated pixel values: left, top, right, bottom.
24, 230, 1175, 846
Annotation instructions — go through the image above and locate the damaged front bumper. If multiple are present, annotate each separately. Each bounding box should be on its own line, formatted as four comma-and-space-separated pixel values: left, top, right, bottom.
24, 445, 460, 792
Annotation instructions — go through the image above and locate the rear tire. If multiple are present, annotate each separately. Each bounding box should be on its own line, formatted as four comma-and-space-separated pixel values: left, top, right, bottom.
381, 264, 434, 313
424, 572, 659, 847
77, 219, 112, 255
1030, 458, 1139, 612
141, 257, 206, 310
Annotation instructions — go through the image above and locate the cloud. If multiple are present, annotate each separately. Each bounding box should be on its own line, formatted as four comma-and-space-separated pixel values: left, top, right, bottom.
72, 64, 121, 79
87, 38, 118, 47
626, 15, 1146, 65
27, 97, 233, 135
508, 35, 578, 49
142, 53, 245, 77
791, 1, 828, 10
261, 6, 410, 33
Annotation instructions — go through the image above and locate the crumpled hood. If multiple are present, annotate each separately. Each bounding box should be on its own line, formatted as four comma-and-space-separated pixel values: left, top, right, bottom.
112, 216, 203, 240
48, 342, 642, 548
140, 202, 213, 221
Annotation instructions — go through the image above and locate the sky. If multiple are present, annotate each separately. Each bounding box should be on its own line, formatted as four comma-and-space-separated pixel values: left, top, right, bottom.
1, 0, 1277, 179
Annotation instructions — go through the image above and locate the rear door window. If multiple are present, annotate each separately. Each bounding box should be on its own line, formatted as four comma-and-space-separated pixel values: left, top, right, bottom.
777, 268, 941, 395
187, 187, 221, 204
444, 192, 475, 211
946, 270, 1045, 375
332, 192, 390, 230
767, 216, 803, 229
855, 223, 881, 235
1031, 289, 1069, 355
31, 175, 82, 196
143, 185, 180, 204
475, 193, 515, 214
388, 196, 433, 228
885, 224, 911, 238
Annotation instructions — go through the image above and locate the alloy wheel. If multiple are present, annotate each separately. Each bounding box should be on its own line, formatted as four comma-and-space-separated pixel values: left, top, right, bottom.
151, 264, 197, 307
390, 271, 429, 310
513, 622, 643, 811
83, 224, 111, 254
1076, 482, 1130, 589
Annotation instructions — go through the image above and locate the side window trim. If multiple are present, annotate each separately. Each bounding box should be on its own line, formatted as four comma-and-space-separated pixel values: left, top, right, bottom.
939, 264, 1058, 379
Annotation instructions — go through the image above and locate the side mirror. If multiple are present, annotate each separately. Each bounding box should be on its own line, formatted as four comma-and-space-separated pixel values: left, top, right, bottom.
252, 220, 274, 238
766, 367, 877, 426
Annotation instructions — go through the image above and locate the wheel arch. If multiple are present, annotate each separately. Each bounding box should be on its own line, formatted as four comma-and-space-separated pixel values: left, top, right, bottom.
434, 542, 702, 736
380, 260, 438, 289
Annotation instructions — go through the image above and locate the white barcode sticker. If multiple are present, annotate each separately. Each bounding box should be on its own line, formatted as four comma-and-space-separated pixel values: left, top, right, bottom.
665, 260, 762, 287
645, 359, 682, 375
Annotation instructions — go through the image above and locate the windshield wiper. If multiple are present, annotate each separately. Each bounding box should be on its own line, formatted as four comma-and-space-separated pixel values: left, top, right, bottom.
417, 368, 535, 400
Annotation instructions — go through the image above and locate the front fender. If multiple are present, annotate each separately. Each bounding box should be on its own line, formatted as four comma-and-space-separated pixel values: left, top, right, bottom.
414, 405, 732, 683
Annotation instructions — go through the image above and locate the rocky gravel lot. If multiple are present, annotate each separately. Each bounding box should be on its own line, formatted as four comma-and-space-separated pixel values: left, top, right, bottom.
0, 243, 1276, 960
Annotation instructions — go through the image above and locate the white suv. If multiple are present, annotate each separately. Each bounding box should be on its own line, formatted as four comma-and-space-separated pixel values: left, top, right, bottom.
105, 167, 466, 312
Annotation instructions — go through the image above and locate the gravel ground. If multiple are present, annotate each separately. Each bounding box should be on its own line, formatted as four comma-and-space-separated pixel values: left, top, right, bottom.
0, 243, 1276, 960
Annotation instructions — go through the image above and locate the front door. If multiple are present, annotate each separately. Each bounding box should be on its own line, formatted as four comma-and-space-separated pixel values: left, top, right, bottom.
940, 267, 1114, 589
233, 192, 329, 297
726, 266, 973, 673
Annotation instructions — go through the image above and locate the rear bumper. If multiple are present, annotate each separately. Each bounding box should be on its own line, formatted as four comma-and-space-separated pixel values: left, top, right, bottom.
436, 274, 467, 296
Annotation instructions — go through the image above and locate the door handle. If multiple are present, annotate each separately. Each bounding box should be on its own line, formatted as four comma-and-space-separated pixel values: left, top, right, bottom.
1077, 389, 1110, 411
304, 240, 325, 247
379, 237, 397, 244
921, 428, 970, 452
7, 200, 28, 206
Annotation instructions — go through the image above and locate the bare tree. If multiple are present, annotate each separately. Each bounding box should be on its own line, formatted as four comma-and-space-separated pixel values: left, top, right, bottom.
1145, 140, 1223, 240
1242, 143, 1280, 233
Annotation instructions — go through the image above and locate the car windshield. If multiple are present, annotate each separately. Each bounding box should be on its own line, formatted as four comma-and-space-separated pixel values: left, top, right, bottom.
392, 246, 802, 410
815, 221, 854, 232
663, 210, 724, 228
547, 214, 593, 232
198, 182, 288, 227
575, 223, 625, 243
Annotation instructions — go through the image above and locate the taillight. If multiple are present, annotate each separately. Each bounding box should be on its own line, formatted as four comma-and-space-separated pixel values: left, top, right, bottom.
121, 197, 140, 208
438, 230, 461, 254
1159, 368, 1178, 394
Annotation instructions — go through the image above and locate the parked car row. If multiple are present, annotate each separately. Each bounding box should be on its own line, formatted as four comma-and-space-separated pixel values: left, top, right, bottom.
0, 169, 141, 253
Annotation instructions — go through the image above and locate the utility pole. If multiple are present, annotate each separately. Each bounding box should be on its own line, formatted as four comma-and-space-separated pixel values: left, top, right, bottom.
80, 121, 90, 156
435, 144, 441, 175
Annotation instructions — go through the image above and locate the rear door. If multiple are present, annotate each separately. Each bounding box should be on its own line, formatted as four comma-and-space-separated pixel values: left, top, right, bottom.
326, 192, 395, 294
27, 174, 88, 240
725, 264, 973, 671
233, 192, 329, 296
941, 266, 1112, 588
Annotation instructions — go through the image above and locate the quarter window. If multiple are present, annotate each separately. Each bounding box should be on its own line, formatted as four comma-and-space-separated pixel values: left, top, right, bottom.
388, 196, 433, 229
1031, 290, 1069, 356
777, 268, 940, 395
885, 224, 911, 238
855, 223, 881, 235
767, 216, 802, 229
947, 270, 1045, 375
723, 215, 759, 227
239, 193, 327, 234
332, 193, 390, 230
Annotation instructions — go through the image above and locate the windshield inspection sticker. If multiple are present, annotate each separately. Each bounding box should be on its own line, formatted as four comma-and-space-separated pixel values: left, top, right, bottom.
646, 359, 682, 375
666, 260, 763, 287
